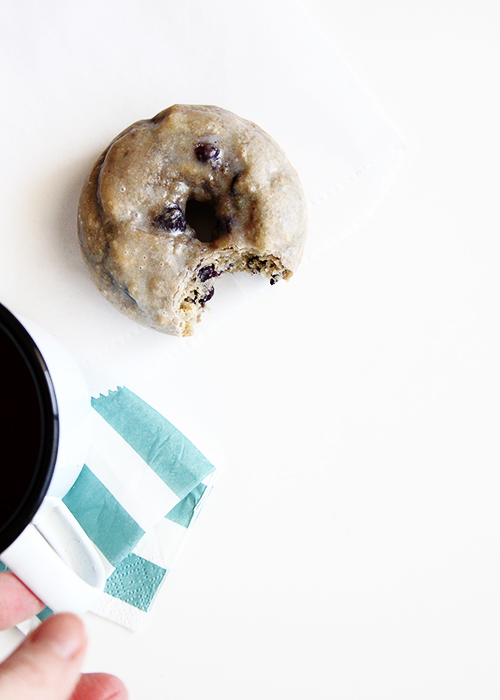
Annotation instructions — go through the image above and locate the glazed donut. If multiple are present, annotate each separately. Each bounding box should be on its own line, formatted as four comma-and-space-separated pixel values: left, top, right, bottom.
78, 104, 307, 336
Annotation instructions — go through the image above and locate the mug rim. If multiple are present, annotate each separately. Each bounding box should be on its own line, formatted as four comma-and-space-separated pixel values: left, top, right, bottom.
0, 303, 59, 553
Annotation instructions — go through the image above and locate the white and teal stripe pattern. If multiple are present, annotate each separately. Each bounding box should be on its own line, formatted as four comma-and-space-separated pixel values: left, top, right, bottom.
10, 386, 216, 632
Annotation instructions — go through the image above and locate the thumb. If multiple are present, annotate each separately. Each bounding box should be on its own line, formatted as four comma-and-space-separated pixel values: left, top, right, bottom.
0, 613, 87, 700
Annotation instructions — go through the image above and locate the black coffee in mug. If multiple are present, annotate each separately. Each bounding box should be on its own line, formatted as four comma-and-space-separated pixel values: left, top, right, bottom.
0, 303, 58, 553
0, 304, 107, 614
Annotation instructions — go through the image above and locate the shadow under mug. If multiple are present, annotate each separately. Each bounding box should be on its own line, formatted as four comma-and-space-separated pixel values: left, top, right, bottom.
0, 303, 106, 615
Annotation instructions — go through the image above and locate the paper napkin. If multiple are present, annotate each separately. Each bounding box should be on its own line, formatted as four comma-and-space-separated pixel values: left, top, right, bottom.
11, 387, 216, 633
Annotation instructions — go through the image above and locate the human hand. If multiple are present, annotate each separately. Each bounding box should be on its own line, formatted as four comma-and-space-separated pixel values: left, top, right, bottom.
0, 571, 127, 699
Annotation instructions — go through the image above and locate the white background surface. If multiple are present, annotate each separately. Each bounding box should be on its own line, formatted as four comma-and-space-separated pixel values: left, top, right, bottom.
1, 0, 500, 698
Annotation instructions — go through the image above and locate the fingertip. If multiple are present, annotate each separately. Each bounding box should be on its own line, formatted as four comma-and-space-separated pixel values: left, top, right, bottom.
29, 613, 87, 660
0, 572, 45, 629
0, 613, 87, 700
71, 672, 128, 700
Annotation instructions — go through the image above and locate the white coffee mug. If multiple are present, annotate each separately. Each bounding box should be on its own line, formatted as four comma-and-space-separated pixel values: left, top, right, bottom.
0, 303, 106, 614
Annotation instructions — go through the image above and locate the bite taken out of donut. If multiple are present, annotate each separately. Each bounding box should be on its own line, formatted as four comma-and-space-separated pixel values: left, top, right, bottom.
78, 104, 308, 336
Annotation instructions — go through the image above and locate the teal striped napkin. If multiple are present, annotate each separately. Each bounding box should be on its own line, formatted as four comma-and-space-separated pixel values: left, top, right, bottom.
12, 386, 216, 632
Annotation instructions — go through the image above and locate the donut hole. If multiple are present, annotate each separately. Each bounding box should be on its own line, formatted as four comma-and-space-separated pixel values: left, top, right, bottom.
185, 198, 219, 243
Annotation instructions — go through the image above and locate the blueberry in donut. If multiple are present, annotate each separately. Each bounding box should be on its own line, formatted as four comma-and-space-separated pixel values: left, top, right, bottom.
78, 104, 307, 336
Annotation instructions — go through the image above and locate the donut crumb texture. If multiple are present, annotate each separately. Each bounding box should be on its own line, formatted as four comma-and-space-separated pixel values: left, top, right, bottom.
178, 251, 289, 335
78, 104, 307, 336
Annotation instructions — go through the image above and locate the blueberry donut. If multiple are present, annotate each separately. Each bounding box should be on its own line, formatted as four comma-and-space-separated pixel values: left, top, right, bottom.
78, 104, 307, 336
